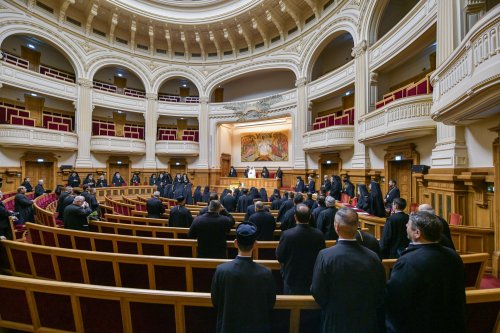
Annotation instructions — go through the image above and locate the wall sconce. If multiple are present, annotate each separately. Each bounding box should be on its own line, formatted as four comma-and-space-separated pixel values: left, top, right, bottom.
487, 185, 494, 193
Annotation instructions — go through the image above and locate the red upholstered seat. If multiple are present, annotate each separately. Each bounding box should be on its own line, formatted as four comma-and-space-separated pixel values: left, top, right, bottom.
449, 213, 462, 226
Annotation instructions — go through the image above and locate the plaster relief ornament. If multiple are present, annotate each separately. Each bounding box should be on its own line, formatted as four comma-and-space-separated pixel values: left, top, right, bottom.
223, 94, 283, 121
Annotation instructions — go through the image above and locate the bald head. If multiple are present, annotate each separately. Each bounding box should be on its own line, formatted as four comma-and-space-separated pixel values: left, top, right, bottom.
418, 204, 435, 215
294, 204, 311, 224
255, 201, 264, 211
334, 207, 359, 238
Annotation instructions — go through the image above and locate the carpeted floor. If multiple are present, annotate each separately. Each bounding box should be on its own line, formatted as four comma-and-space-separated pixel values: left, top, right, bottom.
480, 275, 500, 289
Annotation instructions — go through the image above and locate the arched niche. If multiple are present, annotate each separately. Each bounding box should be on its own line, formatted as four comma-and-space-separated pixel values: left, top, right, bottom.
1, 34, 77, 79
92, 66, 146, 93
157, 77, 200, 102
309, 32, 354, 82
210, 69, 296, 103
371, 0, 420, 44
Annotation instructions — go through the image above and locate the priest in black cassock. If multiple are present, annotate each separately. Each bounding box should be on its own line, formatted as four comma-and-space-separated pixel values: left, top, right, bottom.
311, 207, 385, 333
211, 222, 276, 333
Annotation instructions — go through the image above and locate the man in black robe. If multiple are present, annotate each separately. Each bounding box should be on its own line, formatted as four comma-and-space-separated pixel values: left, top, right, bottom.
211, 222, 276, 333
21, 177, 33, 192
14, 186, 34, 223
380, 198, 409, 259
63, 196, 93, 231
271, 191, 287, 210
236, 188, 250, 213
386, 211, 466, 333
248, 201, 276, 241
384, 179, 400, 212
81, 185, 99, 212
57, 186, 73, 217
146, 191, 165, 219
311, 207, 385, 333
221, 190, 237, 212
312, 195, 327, 224
322, 175, 331, 193
280, 194, 304, 231
418, 203, 455, 250
188, 200, 234, 258
307, 176, 316, 194
316, 196, 338, 240
199, 193, 235, 226
168, 196, 193, 228
342, 176, 355, 197
295, 176, 305, 193
276, 192, 294, 222
96, 175, 108, 187
277, 204, 325, 295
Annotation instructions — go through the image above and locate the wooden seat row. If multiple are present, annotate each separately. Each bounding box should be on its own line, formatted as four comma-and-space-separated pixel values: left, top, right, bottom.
0, 274, 497, 332
26, 223, 302, 260
1, 240, 488, 294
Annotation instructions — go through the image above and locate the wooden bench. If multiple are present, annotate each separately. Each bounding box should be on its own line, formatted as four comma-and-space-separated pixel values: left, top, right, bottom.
0, 275, 497, 333
26, 223, 312, 260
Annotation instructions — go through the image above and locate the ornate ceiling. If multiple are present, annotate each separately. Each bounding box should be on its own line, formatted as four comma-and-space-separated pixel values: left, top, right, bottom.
32, 0, 337, 60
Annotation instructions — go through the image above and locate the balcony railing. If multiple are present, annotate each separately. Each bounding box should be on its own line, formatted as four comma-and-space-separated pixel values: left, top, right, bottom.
358, 95, 435, 144
90, 136, 146, 155
302, 125, 354, 152
431, 6, 500, 124
0, 125, 78, 150
156, 140, 199, 156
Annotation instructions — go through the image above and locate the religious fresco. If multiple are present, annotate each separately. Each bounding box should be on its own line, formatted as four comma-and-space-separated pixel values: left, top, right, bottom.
241, 131, 288, 162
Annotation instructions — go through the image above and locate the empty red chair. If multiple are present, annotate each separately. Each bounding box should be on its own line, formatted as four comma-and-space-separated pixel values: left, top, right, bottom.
449, 213, 462, 226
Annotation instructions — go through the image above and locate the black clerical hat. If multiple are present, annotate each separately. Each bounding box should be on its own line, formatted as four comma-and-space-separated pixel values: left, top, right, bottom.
236, 222, 257, 246
176, 196, 185, 202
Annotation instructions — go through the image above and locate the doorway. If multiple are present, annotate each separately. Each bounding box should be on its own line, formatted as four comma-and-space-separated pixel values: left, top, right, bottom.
388, 160, 413, 202
220, 154, 231, 177
25, 161, 54, 190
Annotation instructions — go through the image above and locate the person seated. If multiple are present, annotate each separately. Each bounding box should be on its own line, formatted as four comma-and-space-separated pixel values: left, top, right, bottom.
34, 179, 46, 198
228, 166, 238, 177
21, 177, 33, 192
130, 173, 141, 186
149, 173, 157, 186
248, 167, 257, 179
63, 195, 92, 231
244, 166, 250, 178
96, 175, 108, 187
0, 191, 17, 240
111, 172, 126, 187
14, 186, 34, 223
356, 184, 370, 211
67, 172, 81, 188
82, 174, 96, 188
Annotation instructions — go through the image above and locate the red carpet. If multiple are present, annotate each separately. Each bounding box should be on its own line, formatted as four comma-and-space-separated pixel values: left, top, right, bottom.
480, 274, 500, 289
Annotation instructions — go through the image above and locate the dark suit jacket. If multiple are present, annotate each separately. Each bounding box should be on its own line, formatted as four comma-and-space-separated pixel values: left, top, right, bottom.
63, 204, 92, 230
21, 181, 33, 192
57, 191, 70, 216
221, 195, 237, 212
248, 210, 276, 241
312, 205, 327, 224
386, 243, 466, 333
237, 195, 249, 213
356, 230, 381, 258
316, 207, 338, 240
276, 224, 325, 294
199, 207, 235, 226
277, 199, 293, 222
307, 180, 315, 193
14, 193, 33, 223
323, 180, 332, 192
81, 191, 99, 212
379, 212, 410, 259
146, 197, 165, 218
342, 182, 355, 197
295, 180, 305, 193
385, 187, 400, 209
168, 205, 193, 228
280, 206, 297, 231
60, 195, 75, 221
311, 241, 386, 333
34, 184, 45, 198
96, 179, 108, 187
211, 256, 276, 333
188, 212, 233, 259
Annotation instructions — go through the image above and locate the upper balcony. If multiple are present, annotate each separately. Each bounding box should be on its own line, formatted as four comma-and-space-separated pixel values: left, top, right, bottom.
92, 82, 147, 113
369, 0, 437, 70
431, 6, 500, 124
302, 125, 354, 152
157, 100, 200, 117
0, 124, 78, 150
0, 53, 77, 100
156, 140, 200, 156
308, 62, 355, 100
90, 136, 146, 155
358, 95, 435, 144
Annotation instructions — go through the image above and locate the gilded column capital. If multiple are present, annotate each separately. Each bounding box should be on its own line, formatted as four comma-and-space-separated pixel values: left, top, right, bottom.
351, 40, 367, 58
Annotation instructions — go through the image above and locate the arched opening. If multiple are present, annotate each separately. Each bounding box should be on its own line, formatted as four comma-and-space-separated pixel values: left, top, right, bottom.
157, 115, 199, 142
310, 32, 354, 81
376, 0, 419, 42
92, 66, 146, 98
158, 77, 200, 103
309, 84, 355, 131
210, 69, 296, 103
1, 34, 76, 82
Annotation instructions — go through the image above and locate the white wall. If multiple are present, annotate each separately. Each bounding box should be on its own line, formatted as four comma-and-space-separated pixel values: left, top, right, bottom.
0, 86, 74, 113
92, 107, 144, 122
158, 79, 200, 96
311, 34, 354, 80
216, 70, 296, 102
93, 67, 145, 91
0, 148, 77, 167
465, 118, 497, 167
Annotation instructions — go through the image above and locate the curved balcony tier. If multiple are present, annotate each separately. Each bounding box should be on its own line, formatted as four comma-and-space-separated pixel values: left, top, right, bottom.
0, 62, 76, 100
156, 141, 200, 156
308, 62, 354, 100
90, 136, 146, 155
157, 101, 200, 117
358, 95, 435, 145
0, 125, 78, 150
431, 7, 500, 124
302, 126, 354, 152
92, 90, 147, 113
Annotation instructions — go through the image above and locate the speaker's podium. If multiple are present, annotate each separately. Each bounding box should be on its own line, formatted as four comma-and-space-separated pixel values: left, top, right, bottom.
218, 177, 280, 196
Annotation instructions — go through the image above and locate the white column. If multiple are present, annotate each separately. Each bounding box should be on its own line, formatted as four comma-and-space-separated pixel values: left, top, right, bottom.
369, 72, 378, 112
75, 78, 93, 168
143, 93, 158, 169
197, 96, 209, 169
351, 40, 371, 169
431, 0, 468, 169
294, 77, 307, 169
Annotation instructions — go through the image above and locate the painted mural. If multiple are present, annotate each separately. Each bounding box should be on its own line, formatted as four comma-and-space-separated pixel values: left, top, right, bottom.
241, 131, 288, 162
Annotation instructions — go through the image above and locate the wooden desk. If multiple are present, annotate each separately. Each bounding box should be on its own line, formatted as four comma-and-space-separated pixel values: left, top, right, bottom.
219, 177, 280, 194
